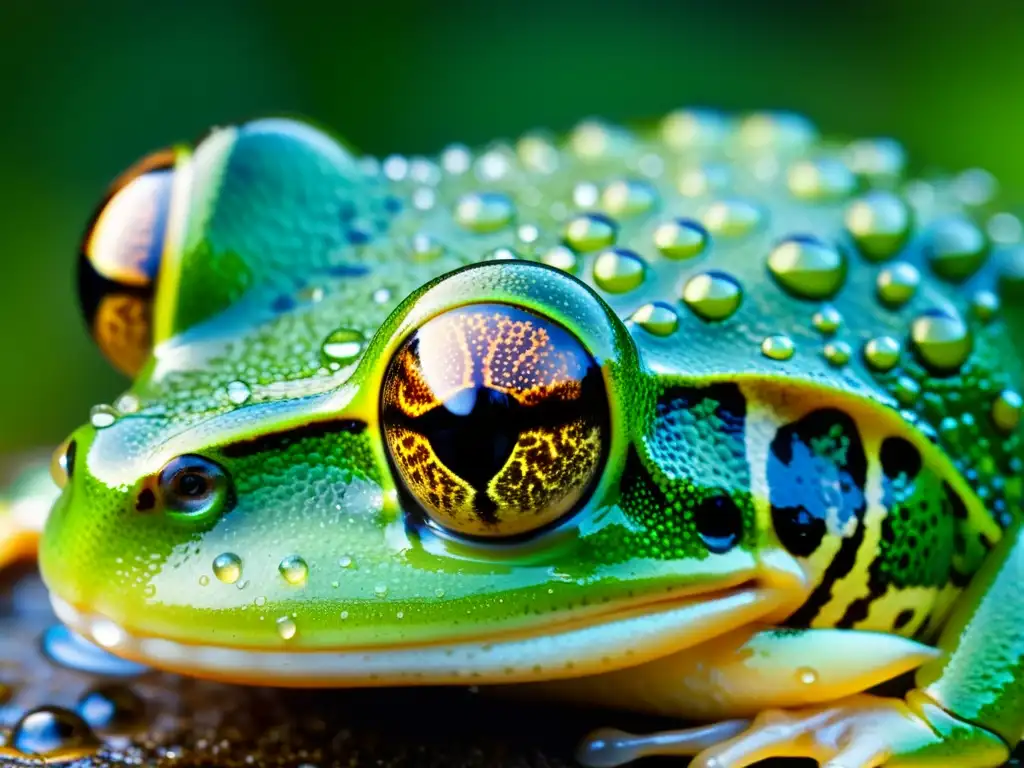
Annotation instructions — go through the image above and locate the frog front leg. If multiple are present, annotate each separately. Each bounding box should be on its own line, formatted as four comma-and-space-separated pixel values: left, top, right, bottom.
580, 523, 1024, 767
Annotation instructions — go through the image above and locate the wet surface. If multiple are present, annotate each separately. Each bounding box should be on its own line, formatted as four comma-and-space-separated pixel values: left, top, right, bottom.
2, 564, 1023, 767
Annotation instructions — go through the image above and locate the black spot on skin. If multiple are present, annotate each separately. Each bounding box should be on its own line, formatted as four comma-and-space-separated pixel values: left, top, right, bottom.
880, 437, 922, 481
773, 409, 868, 628
945, 483, 969, 519
893, 609, 915, 631
693, 493, 743, 553
220, 419, 367, 458
135, 488, 156, 513
656, 383, 747, 440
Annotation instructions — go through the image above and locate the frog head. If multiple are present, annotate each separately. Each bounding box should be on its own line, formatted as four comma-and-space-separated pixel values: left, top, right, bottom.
41, 119, 809, 685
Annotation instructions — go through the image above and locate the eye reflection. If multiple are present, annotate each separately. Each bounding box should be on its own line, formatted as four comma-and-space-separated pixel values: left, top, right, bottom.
156, 455, 232, 522
381, 303, 609, 539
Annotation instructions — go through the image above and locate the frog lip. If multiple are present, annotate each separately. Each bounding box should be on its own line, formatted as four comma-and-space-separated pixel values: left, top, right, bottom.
49, 580, 796, 688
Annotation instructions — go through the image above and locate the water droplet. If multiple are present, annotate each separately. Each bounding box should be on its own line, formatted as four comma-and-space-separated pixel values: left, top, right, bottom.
279, 555, 309, 586
600, 179, 657, 218
652, 218, 709, 260
212, 553, 242, 584
198, 575, 210, 587
321, 329, 364, 366
11, 707, 99, 758
89, 404, 118, 429
517, 224, 539, 243
396, 611, 405, 619
114, 393, 140, 414
225, 381, 251, 405
812, 305, 843, 335
971, 290, 1000, 322
630, 302, 679, 337
541, 245, 577, 273
486, 246, 519, 261
592, 248, 646, 293
876, 262, 921, 308
844, 137, 906, 182
76, 684, 145, 731
954, 168, 997, 206
441, 144, 471, 175
992, 389, 1023, 433
910, 310, 972, 373
435, 588, 446, 598
570, 120, 629, 159
988, 212, 1023, 244
676, 162, 732, 197
338, 555, 353, 568
563, 213, 617, 252
767, 236, 846, 300
373, 287, 392, 304
823, 341, 852, 367
517, 134, 559, 174
573, 182, 599, 208
787, 158, 856, 201
661, 108, 729, 149
254, 595, 267, 608
41, 625, 149, 677
844, 191, 912, 262
796, 667, 818, 686
453, 192, 514, 233
340, 610, 350, 620
864, 336, 902, 372
761, 335, 795, 361
409, 232, 444, 262
893, 376, 921, 406
682, 271, 743, 322
737, 111, 817, 151
701, 199, 763, 238
276, 616, 297, 641
926, 218, 988, 282
374, 584, 389, 598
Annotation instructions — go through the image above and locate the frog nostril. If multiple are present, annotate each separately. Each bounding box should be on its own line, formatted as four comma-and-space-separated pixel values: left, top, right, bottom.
693, 492, 744, 553
135, 488, 156, 513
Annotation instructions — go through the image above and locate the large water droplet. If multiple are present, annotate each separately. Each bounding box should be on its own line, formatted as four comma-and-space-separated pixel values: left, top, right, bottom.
652, 218, 708, 260
11, 707, 99, 758
844, 191, 911, 262
89, 404, 118, 429
682, 271, 743, 321
600, 179, 657, 218
701, 199, 763, 238
910, 310, 972, 374
630, 302, 679, 337
321, 329, 364, 366
276, 616, 298, 640
767, 236, 846, 300
213, 552, 243, 584
876, 262, 920, 308
926, 217, 988, 283
592, 248, 646, 293
41, 625, 149, 677
453, 192, 514, 233
278, 555, 309, 586
761, 335, 795, 361
787, 158, 856, 201
992, 390, 1023, 433
864, 336, 902, 372
225, 381, 251, 405
563, 213, 617, 252
76, 684, 145, 731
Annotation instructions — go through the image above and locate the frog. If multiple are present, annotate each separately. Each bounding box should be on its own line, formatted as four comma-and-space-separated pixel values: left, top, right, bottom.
10, 110, 1024, 767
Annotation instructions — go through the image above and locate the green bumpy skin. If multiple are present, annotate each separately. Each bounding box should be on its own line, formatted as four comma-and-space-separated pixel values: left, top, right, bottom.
39, 112, 1024, 750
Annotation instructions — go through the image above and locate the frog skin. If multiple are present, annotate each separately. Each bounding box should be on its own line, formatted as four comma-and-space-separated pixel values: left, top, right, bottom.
5, 111, 1024, 767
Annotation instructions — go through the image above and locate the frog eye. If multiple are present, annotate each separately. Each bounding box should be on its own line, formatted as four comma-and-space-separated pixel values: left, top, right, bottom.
50, 439, 77, 490
381, 303, 609, 539
155, 455, 232, 523
78, 148, 178, 376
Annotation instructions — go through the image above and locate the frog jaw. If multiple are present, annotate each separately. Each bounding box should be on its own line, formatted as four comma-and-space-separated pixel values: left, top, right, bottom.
48, 574, 801, 687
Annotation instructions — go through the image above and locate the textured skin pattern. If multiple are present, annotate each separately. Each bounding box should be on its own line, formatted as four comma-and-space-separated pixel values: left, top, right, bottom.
43, 111, 1024, 665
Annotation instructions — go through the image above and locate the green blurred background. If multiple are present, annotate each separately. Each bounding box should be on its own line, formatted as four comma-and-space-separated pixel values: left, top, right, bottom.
2, 0, 1024, 454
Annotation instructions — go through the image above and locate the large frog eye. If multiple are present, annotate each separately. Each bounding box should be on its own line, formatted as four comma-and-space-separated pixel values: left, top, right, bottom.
381, 303, 609, 539
78, 149, 178, 376
155, 455, 232, 523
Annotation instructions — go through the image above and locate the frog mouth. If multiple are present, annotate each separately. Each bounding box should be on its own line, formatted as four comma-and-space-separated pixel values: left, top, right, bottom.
49, 581, 798, 687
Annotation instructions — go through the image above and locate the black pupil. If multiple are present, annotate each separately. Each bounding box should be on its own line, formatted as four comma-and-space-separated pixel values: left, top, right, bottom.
175, 471, 208, 498
693, 493, 743, 553
64, 440, 78, 480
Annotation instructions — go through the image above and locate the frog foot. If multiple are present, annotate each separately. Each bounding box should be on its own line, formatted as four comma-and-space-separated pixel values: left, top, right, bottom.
577, 693, 1009, 768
